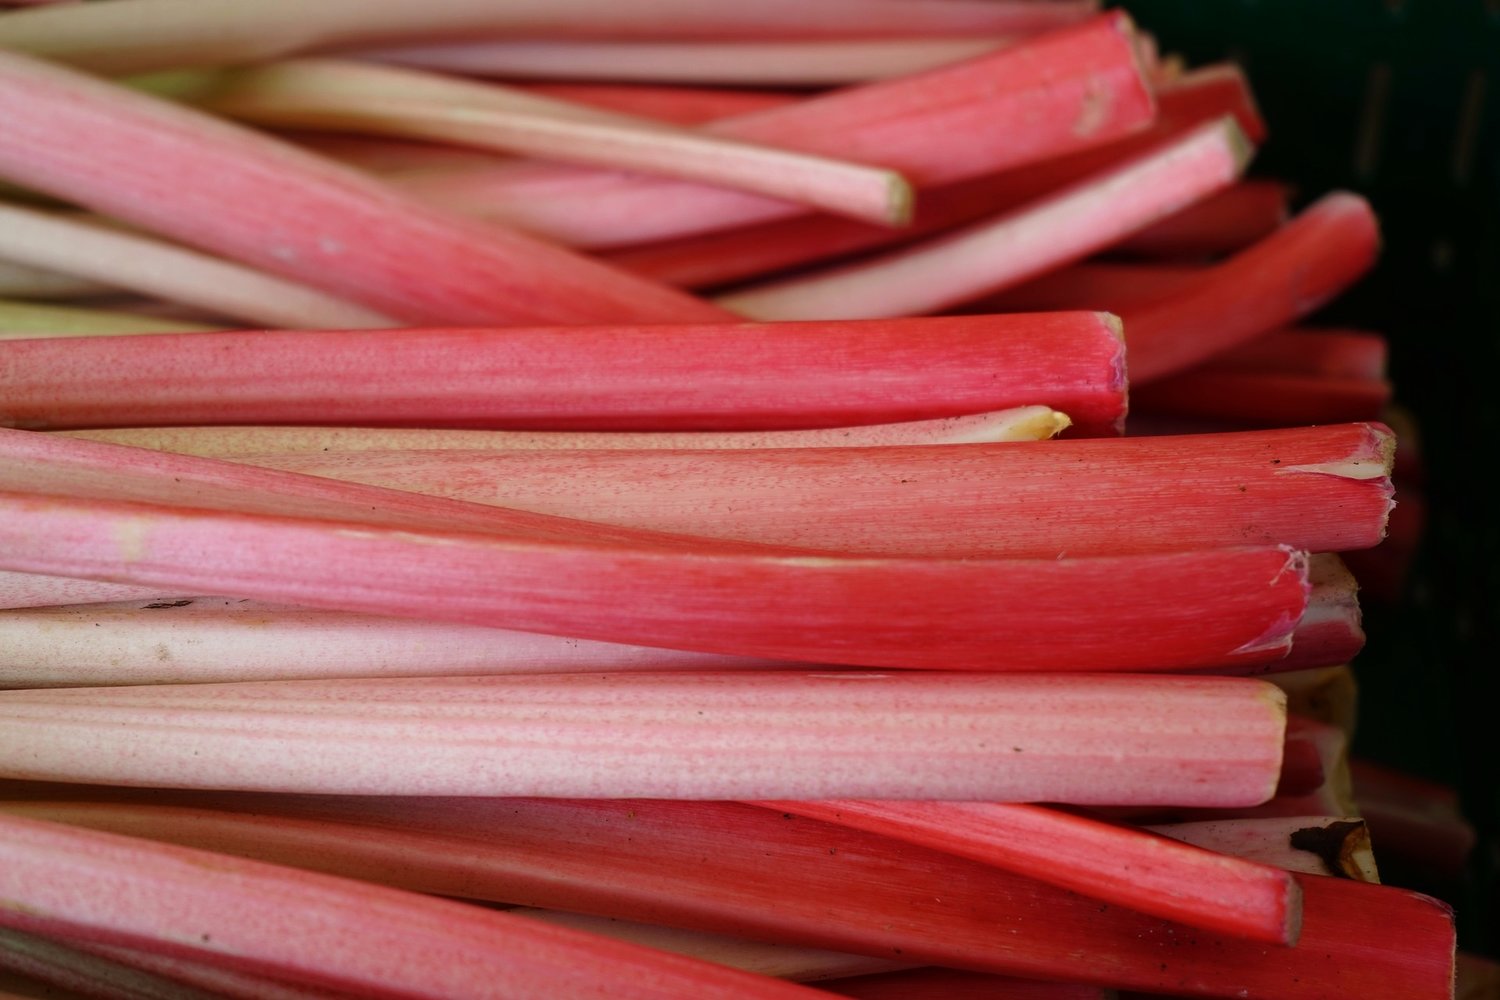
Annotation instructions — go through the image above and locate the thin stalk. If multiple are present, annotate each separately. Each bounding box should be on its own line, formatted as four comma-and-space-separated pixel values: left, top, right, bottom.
719, 118, 1252, 320
0, 796, 1456, 999
0, 203, 395, 330
1126, 192, 1382, 381
1149, 816, 1379, 881
969, 260, 1204, 313
1, 299, 217, 339
0, 672, 1290, 802
0, 48, 729, 327
0, 314, 1129, 436
0, 812, 827, 1000
231, 422, 1396, 559
55, 405, 1072, 456
0, 487, 1312, 670
0, 598, 790, 689
394, 14, 1155, 248
0, 0, 1098, 74
180, 59, 913, 226
755, 800, 1302, 944
1214, 328, 1389, 379
362, 37, 1016, 88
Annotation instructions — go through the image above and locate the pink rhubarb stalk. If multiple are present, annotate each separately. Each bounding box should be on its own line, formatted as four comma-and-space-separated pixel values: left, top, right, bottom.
1149, 816, 1379, 881
362, 36, 1017, 88
0, 48, 729, 326
0, 812, 825, 999
0, 796, 1456, 999
0, 0, 1098, 74
521, 83, 799, 125
0, 314, 1129, 435
0, 491, 1311, 671
0, 202, 395, 329
393, 13, 1156, 248
188, 59, 913, 226
719, 117, 1251, 320
57, 405, 1072, 457
233, 422, 1396, 559
755, 800, 1302, 944
0, 673, 1289, 803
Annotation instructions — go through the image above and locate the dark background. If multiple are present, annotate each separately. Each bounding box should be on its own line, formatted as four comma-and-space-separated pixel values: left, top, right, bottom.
1115, 0, 1499, 958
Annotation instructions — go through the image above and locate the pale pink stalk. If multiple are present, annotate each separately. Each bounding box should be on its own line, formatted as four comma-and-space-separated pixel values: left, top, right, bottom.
57, 406, 1071, 457
192, 59, 913, 225
756, 800, 1302, 944
0, 673, 1290, 803
236, 422, 1395, 559
0, 796, 1457, 999
0, 598, 787, 688
0, 203, 395, 329
1149, 816, 1379, 881
1, 299, 217, 338
0, 571, 164, 610
0, 49, 729, 326
0, 0, 1098, 74
394, 14, 1156, 248
0, 314, 1129, 435
0, 812, 825, 1000
364, 37, 1016, 87
721, 118, 1250, 319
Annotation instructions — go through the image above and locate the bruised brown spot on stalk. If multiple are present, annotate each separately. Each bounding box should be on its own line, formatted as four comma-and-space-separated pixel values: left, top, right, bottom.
1290, 820, 1370, 879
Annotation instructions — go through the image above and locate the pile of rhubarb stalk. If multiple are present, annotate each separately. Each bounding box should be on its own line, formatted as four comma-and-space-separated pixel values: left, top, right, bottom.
0, 1, 1473, 998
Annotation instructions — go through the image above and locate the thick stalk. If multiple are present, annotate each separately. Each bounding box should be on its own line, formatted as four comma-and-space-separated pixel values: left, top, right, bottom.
0, 672, 1289, 802
0, 314, 1128, 435
233, 422, 1395, 559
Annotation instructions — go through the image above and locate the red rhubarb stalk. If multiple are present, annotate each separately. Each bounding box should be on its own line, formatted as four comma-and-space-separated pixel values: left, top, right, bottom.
0, 314, 1128, 435
1132, 369, 1392, 425
0, 0, 1098, 74
1274, 554, 1366, 672
1125, 192, 1382, 381
0, 490, 1310, 671
0, 796, 1456, 999
232, 422, 1396, 558
0, 48, 730, 326
719, 118, 1251, 320
185, 59, 914, 226
0, 812, 825, 999
393, 14, 1155, 248
0, 202, 395, 329
0, 673, 1290, 803
56, 405, 1072, 456
755, 800, 1302, 944
362, 36, 1017, 88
